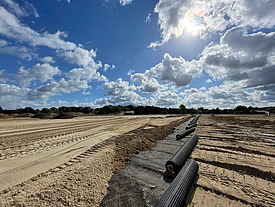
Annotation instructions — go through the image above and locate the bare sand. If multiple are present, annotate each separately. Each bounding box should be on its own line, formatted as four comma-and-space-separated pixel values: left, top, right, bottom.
1, 114, 274, 206
0, 114, 185, 206
189, 114, 275, 207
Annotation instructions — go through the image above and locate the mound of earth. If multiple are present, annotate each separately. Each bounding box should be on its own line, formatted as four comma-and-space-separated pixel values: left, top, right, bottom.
54, 112, 86, 119
32, 112, 57, 119
17, 113, 35, 117
0, 113, 9, 119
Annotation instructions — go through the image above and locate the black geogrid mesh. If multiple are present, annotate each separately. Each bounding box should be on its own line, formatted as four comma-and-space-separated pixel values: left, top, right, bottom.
100, 118, 195, 207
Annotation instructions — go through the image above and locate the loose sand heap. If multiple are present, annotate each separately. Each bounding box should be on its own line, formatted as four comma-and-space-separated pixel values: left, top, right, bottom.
190, 115, 275, 206
0, 115, 187, 206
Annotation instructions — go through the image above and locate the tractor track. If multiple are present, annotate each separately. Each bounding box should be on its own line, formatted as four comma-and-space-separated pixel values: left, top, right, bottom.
189, 115, 275, 207
0, 117, 143, 160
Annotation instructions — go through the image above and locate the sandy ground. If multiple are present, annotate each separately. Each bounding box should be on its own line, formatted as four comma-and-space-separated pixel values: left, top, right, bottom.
189, 115, 275, 207
1, 114, 274, 207
0, 115, 185, 206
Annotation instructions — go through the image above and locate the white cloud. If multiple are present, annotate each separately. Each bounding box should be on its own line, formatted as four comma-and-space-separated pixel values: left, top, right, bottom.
183, 88, 199, 94
127, 69, 135, 76
0, 0, 39, 18
39, 56, 55, 63
201, 27, 275, 88
0, 39, 35, 60
93, 78, 151, 107
0, 7, 76, 50
103, 64, 115, 72
18, 63, 61, 86
27, 78, 90, 101
119, 0, 133, 6
205, 79, 212, 83
82, 91, 90, 95
67, 67, 107, 82
57, 0, 71, 3
138, 78, 168, 94
0, 83, 29, 96
227, 0, 275, 29
0, 39, 8, 47
0, 70, 6, 83
131, 53, 201, 90
152, 91, 183, 108
0, 83, 30, 109
59, 47, 97, 67
61, 47, 107, 82
145, 13, 151, 23
149, 0, 275, 48
181, 82, 275, 109
199, 87, 206, 91
102, 78, 136, 96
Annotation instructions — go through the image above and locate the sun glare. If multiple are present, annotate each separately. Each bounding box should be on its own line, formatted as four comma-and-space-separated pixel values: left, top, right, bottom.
179, 11, 205, 37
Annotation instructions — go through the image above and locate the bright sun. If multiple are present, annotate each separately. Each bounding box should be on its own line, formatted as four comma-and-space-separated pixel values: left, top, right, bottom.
184, 19, 200, 36
179, 11, 205, 37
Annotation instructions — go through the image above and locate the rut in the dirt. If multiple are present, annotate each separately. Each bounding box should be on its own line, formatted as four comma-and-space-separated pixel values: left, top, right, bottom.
198, 143, 275, 158
195, 158, 275, 182
189, 114, 275, 207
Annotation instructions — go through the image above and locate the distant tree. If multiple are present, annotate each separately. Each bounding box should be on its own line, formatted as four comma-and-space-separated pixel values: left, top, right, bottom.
22, 107, 35, 114
42, 108, 54, 113
234, 105, 248, 114
198, 107, 204, 113
180, 104, 186, 114
214, 107, 221, 114
126, 105, 134, 111
50, 107, 58, 113
82, 107, 92, 114
16, 108, 24, 114
0, 106, 2, 113
186, 107, 197, 114
58, 106, 71, 113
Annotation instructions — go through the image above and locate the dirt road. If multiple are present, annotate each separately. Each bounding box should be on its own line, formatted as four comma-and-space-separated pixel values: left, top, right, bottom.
190, 115, 275, 207
0, 115, 185, 206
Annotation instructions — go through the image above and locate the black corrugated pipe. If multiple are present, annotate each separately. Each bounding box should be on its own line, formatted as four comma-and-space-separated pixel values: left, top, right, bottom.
156, 159, 199, 207
189, 119, 197, 125
186, 123, 197, 130
166, 134, 198, 174
176, 127, 195, 140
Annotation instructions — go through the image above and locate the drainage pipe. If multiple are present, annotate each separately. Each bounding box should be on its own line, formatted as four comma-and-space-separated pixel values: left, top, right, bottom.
156, 159, 199, 207
176, 127, 195, 140
166, 134, 198, 174
186, 124, 197, 130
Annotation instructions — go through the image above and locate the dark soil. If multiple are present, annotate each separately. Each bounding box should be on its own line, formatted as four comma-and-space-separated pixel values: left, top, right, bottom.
112, 116, 191, 172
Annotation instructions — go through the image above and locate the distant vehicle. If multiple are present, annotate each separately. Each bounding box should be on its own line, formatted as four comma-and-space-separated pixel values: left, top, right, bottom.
124, 111, 134, 115
250, 110, 270, 116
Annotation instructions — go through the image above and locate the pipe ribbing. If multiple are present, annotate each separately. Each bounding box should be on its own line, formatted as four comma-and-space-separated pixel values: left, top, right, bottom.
186, 123, 197, 130
156, 159, 199, 207
176, 128, 195, 140
166, 134, 198, 174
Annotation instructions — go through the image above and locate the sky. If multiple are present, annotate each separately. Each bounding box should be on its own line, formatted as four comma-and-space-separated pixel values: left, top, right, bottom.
0, 0, 275, 110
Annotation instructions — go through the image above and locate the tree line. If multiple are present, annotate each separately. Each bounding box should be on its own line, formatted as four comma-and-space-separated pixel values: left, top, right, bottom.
0, 105, 274, 116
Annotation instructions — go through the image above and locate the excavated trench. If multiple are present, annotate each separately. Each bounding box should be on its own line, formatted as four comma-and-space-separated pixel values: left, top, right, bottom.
100, 116, 198, 207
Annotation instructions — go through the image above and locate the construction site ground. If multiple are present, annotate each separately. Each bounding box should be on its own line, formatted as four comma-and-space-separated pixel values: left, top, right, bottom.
0, 114, 274, 206
0, 115, 187, 206
191, 114, 275, 207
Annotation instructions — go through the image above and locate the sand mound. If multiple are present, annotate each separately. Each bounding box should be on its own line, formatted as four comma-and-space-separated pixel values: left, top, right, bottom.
54, 112, 86, 119
0, 113, 9, 119
32, 112, 57, 119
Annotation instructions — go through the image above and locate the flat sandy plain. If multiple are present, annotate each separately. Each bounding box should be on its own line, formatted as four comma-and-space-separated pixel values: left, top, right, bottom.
0, 114, 186, 206
190, 114, 275, 207
0, 114, 274, 206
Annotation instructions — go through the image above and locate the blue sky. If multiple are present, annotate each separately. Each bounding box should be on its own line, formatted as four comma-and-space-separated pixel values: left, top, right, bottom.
0, 0, 275, 110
